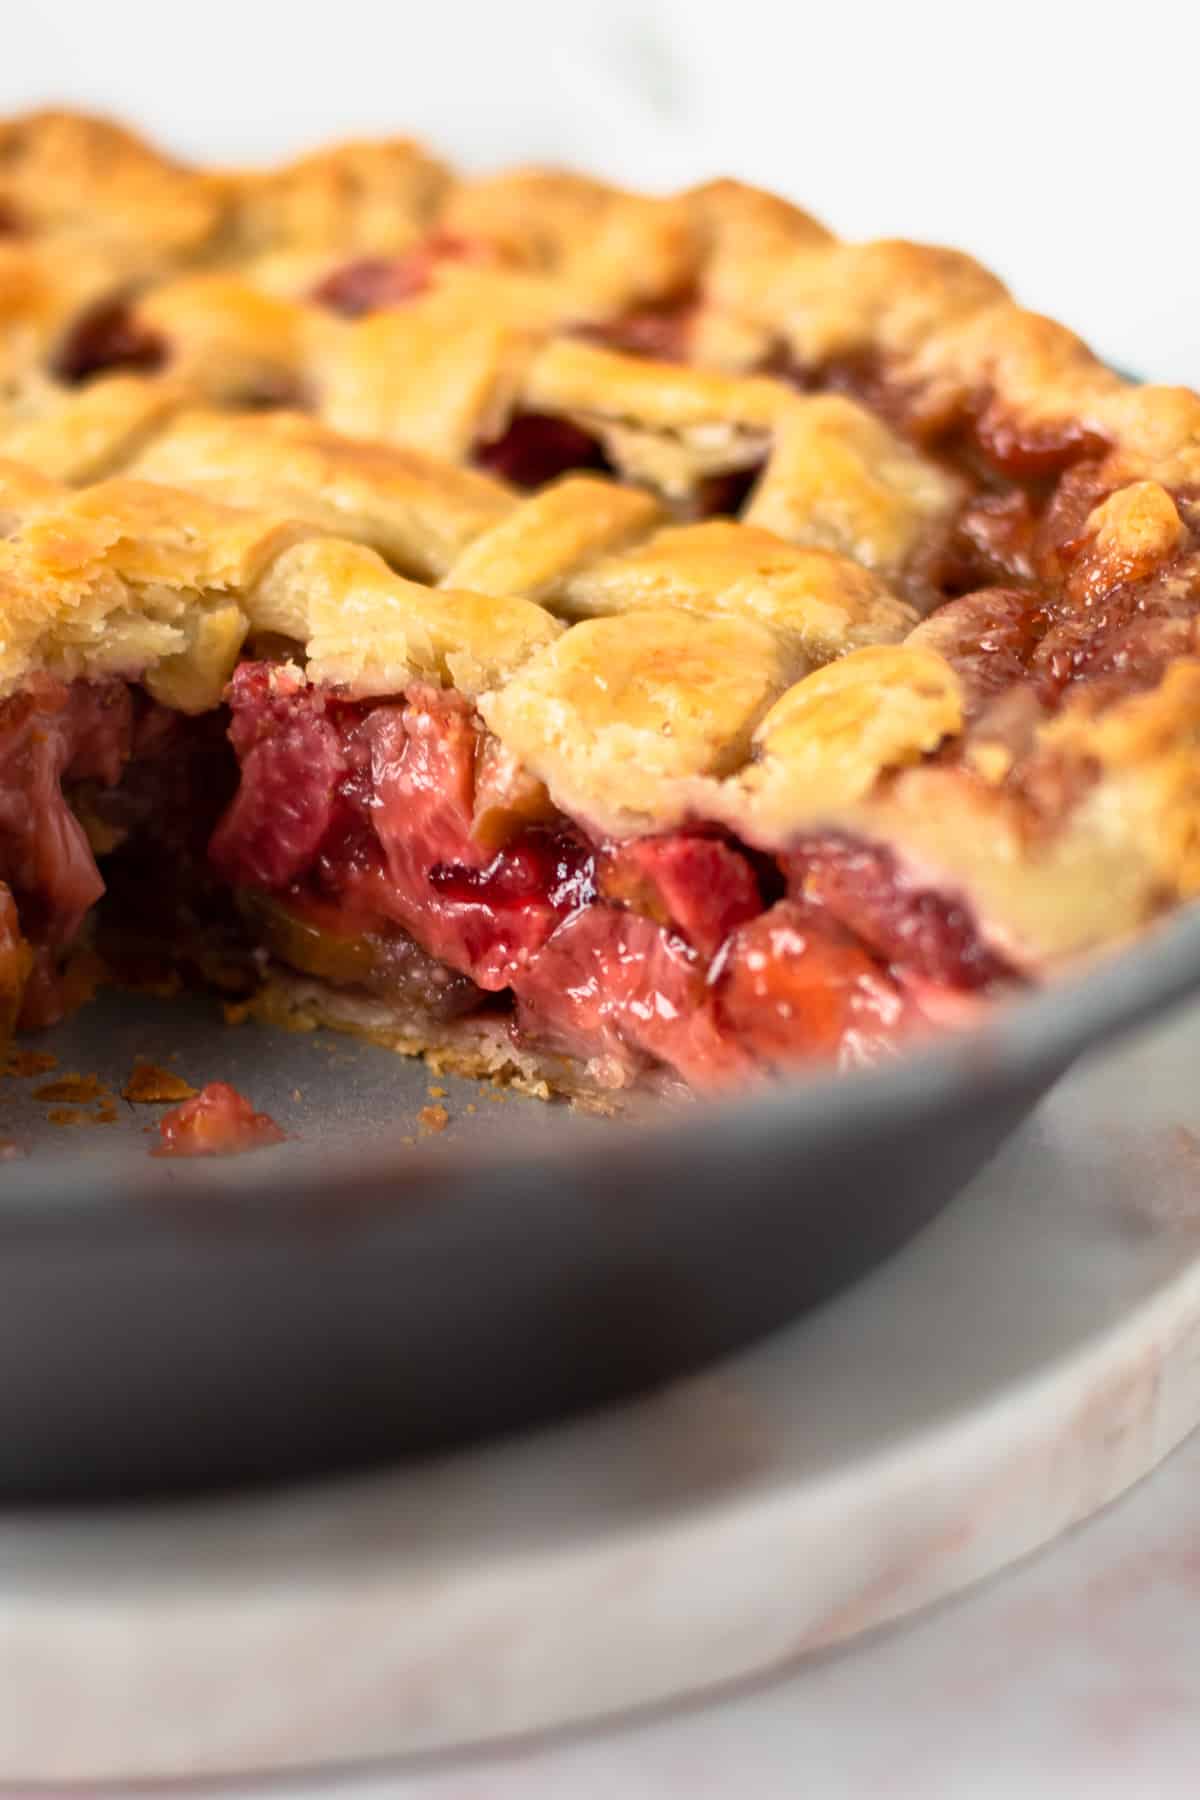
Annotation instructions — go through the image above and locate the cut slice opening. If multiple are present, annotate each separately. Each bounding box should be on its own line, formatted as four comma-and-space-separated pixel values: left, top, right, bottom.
0, 660, 1020, 1100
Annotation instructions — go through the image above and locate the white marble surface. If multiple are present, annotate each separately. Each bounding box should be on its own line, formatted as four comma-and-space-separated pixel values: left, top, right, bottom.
241, 1429, 1200, 1800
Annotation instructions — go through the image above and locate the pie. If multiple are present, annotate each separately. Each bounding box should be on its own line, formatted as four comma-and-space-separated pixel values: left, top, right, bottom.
1, 109, 1198, 1102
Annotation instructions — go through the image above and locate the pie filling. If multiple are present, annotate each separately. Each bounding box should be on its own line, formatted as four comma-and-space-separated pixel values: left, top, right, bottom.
0, 664, 1017, 1093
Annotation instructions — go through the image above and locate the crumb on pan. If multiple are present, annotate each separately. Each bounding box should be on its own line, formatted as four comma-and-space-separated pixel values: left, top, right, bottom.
418, 1104, 450, 1133
122, 1060, 199, 1103
153, 1081, 285, 1158
427, 1084, 446, 1099
4, 1050, 58, 1078
34, 1073, 108, 1103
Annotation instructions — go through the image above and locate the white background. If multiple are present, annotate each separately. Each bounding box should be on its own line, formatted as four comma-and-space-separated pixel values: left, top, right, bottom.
4, 0, 1197, 384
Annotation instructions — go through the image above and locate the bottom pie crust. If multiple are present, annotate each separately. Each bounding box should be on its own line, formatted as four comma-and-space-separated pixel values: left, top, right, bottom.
244, 967, 653, 1112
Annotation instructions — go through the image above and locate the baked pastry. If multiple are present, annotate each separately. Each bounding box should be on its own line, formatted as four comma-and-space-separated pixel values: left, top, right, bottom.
1, 110, 1199, 1099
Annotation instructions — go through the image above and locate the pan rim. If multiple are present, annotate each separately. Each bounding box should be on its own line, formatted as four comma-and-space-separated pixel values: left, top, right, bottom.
3, 900, 1200, 1226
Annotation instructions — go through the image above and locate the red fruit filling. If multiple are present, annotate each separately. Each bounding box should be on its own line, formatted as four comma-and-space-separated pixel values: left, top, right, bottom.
473, 412, 612, 488
472, 414, 759, 516
0, 677, 134, 1025
782, 834, 1012, 991
572, 295, 697, 362
54, 298, 167, 385
0, 665, 1017, 1089
155, 1081, 285, 1157
711, 901, 920, 1069
0, 679, 246, 1027
202, 667, 1013, 1088
311, 233, 491, 318
599, 834, 762, 959
212, 668, 596, 992
0, 884, 32, 1036
907, 589, 1047, 714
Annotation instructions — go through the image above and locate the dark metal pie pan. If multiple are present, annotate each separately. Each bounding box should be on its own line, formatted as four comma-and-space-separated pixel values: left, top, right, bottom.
3, 905, 1200, 1502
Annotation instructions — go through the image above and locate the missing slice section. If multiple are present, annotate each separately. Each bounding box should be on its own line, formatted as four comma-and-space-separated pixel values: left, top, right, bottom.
0, 654, 1023, 1101
204, 668, 1027, 1092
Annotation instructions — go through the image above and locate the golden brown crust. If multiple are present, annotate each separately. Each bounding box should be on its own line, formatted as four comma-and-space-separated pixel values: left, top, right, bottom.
440, 166, 699, 316
314, 272, 560, 458
0, 374, 190, 483
0, 110, 223, 259
257, 537, 564, 697
0, 105, 1180, 499
743, 396, 963, 603
444, 476, 663, 599
479, 609, 800, 836
0, 108, 1187, 520
0, 461, 306, 706
520, 338, 784, 497
1, 109, 1199, 978
128, 406, 516, 578
556, 519, 918, 660
683, 177, 834, 319
216, 136, 452, 261
718, 645, 964, 833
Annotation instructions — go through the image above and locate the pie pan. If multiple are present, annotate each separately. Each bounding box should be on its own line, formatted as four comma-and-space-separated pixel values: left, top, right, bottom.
2, 904, 1199, 1502
2, 109, 1198, 1501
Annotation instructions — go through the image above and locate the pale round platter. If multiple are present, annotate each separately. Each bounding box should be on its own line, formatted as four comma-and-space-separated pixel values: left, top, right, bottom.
3, 1002, 1200, 1787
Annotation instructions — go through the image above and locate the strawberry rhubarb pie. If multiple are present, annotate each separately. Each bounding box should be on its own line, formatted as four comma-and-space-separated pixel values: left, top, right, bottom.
0, 110, 1197, 1100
